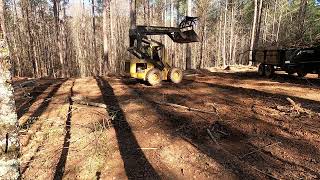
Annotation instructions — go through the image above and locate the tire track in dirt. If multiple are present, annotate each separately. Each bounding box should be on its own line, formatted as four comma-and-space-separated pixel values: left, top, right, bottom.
20, 80, 67, 176
16, 81, 54, 119
19, 80, 65, 175
20, 81, 66, 129
61, 78, 120, 179
53, 80, 74, 179
21, 80, 74, 180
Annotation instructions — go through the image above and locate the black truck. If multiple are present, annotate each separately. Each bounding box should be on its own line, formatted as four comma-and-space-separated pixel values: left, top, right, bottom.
254, 46, 320, 77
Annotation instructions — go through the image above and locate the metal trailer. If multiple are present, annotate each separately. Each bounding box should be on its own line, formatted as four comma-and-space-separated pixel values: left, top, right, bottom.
254, 46, 320, 77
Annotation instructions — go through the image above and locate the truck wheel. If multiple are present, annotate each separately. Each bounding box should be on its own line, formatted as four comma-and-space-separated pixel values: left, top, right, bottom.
265, 65, 274, 78
297, 71, 307, 77
147, 68, 162, 86
169, 68, 183, 84
258, 64, 265, 76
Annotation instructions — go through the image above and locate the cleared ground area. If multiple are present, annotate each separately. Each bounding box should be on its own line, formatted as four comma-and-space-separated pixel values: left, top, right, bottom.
14, 68, 320, 179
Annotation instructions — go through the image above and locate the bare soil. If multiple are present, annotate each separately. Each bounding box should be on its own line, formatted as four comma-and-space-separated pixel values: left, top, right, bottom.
14, 69, 320, 179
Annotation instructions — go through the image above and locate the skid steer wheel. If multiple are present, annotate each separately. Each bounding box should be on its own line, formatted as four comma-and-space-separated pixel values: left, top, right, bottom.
258, 64, 265, 76
169, 68, 183, 84
265, 65, 274, 78
147, 68, 162, 86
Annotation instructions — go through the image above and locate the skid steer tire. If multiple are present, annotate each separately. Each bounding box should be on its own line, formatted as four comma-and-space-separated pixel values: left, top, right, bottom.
147, 68, 162, 86
169, 68, 183, 84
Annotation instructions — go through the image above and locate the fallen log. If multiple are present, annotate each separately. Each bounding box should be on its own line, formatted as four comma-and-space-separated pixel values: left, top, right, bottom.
156, 102, 217, 114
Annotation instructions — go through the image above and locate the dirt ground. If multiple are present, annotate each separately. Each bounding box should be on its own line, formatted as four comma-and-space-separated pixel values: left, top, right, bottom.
13, 67, 320, 179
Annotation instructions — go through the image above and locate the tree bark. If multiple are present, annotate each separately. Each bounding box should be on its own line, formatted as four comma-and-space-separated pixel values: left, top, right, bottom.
222, 0, 228, 68
249, 0, 258, 66
186, 0, 192, 69
229, 3, 235, 65
103, 0, 110, 74
0, 0, 20, 179
53, 0, 66, 77
296, 0, 308, 43
130, 0, 137, 30
254, 0, 263, 49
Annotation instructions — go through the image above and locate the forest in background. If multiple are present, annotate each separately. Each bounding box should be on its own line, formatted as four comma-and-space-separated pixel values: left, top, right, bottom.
3, 0, 320, 78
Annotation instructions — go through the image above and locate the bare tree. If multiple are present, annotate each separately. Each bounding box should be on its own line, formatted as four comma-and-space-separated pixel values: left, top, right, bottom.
249, 0, 258, 66
296, 0, 308, 43
0, 0, 20, 179
103, 0, 110, 73
130, 0, 137, 29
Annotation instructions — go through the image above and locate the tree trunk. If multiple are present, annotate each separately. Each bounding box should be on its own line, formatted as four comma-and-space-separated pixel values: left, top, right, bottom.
199, 15, 206, 69
276, 7, 283, 43
217, 7, 222, 67
24, 0, 38, 77
254, 0, 263, 49
296, 0, 308, 43
53, 0, 66, 77
186, 0, 192, 69
249, 0, 258, 66
103, 0, 110, 74
229, 3, 235, 65
271, 0, 277, 42
222, 0, 228, 68
0, 0, 20, 179
130, 0, 137, 30
170, 0, 175, 66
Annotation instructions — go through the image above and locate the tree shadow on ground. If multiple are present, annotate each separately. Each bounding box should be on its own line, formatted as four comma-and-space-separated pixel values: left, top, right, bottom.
95, 76, 160, 179
123, 78, 320, 179
184, 79, 320, 113
17, 81, 54, 119
198, 70, 320, 88
126, 87, 259, 179
20, 80, 66, 129
20, 80, 67, 176
53, 81, 74, 180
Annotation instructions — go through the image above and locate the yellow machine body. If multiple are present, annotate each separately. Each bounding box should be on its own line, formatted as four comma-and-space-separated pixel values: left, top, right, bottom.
128, 57, 169, 81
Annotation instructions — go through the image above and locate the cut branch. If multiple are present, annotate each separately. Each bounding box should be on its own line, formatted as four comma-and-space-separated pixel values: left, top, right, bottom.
156, 102, 217, 114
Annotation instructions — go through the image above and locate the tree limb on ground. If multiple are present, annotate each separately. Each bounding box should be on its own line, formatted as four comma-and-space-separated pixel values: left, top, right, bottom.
72, 99, 107, 109
286, 97, 313, 116
240, 142, 281, 159
156, 102, 217, 114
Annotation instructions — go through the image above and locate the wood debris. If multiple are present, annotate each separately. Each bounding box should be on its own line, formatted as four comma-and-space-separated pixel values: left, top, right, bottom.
156, 102, 217, 114
71, 96, 107, 108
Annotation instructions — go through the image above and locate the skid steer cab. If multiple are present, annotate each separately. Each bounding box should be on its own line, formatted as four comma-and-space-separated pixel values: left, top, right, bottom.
127, 16, 199, 86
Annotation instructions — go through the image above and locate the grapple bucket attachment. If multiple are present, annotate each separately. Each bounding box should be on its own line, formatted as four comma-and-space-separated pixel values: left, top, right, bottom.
169, 16, 200, 43
171, 30, 199, 43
